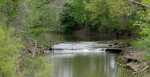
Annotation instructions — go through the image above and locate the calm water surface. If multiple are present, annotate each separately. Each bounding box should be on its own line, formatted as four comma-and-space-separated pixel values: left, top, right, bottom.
50, 51, 149, 77
51, 52, 117, 77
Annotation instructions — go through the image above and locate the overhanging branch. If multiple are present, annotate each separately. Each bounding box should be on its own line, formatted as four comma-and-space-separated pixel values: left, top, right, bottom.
129, 0, 150, 9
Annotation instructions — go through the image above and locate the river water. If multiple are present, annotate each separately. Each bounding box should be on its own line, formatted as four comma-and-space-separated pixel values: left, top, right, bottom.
50, 50, 147, 77
49, 42, 149, 77
26, 33, 149, 77
51, 52, 118, 77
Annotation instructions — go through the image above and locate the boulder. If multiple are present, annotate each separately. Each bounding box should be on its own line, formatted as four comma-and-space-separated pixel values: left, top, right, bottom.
124, 51, 145, 62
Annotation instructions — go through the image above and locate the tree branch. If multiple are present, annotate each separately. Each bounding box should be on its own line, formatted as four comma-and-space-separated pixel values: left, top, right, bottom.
129, 0, 150, 8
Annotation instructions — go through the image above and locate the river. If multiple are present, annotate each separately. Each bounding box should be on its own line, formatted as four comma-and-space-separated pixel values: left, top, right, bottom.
49, 42, 147, 77
25, 33, 149, 77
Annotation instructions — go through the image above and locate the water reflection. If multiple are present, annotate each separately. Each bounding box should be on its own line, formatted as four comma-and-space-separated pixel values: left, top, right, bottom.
105, 54, 117, 77
52, 52, 118, 77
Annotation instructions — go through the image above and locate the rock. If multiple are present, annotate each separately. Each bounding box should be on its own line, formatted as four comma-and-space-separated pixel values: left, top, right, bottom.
124, 52, 145, 62
127, 62, 149, 72
119, 48, 150, 73
52, 42, 112, 50
123, 51, 149, 72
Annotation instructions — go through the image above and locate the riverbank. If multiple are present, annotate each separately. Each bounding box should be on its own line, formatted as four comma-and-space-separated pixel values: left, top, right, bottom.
117, 48, 150, 73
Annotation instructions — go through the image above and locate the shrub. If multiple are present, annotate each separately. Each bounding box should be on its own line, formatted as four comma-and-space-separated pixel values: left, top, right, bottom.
0, 26, 23, 77
18, 56, 52, 77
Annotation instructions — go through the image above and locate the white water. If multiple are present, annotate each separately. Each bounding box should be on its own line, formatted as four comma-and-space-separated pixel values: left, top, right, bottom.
52, 42, 109, 54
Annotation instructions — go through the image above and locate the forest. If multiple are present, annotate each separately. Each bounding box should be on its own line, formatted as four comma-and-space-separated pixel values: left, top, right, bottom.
0, 0, 150, 77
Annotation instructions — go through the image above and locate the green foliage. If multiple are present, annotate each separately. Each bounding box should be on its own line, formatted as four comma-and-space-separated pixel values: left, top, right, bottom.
0, 0, 19, 26
61, 0, 138, 35
25, 0, 60, 35
61, 0, 99, 33
20, 0, 62, 47
0, 0, 6, 6
0, 26, 23, 77
132, 0, 150, 49
18, 56, 52, 77
143, 0, 150, 4
132, 0, 150, 59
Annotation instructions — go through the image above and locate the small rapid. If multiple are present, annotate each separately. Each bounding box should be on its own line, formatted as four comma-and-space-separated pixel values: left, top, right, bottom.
51, 42, 111, 54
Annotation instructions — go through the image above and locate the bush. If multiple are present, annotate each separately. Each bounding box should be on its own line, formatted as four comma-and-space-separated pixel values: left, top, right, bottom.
18, 56, 52, 77
0, 26, 23, 77
132, 4, 150, 59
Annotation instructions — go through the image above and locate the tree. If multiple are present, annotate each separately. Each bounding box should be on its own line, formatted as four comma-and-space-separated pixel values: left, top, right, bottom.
24, 0, 60, 35
0, 0, 19, 27
61, 0, 138, 35
132, 0, 150, 60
